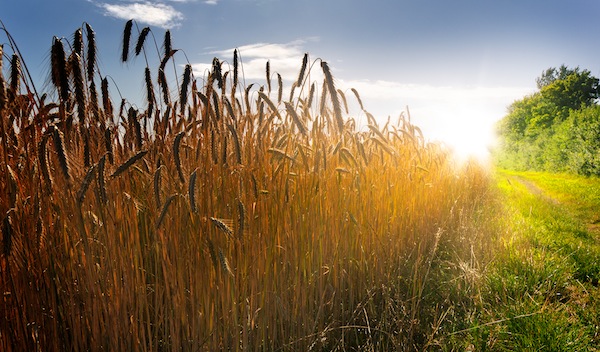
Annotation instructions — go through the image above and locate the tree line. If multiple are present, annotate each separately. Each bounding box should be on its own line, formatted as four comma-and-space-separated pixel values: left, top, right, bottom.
495, 65, 600, 175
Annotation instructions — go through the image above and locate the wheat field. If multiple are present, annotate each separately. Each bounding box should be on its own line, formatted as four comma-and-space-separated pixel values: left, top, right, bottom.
0, 22, 497, 351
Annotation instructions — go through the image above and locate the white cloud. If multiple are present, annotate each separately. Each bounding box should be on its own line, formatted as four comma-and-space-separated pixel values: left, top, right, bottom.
99, 2, 184, 28
204, 0, 219, 4
191, 40, 318, 81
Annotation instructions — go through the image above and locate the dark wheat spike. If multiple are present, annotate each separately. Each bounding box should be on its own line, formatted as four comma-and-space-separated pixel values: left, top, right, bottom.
101, 78, 113, 120
156, 194, 177, 229
257, 91, 282, 121
307, 82, 316, 108
144, 67, 155, 118
77, 164, 97, 204
227, 123, 242, 164
211, 89, 221, 121
158, 69, 170, 105
266, 60, 271, 93
50, 126, 71, 182
110, 150, 148, 179
210, 217, 234, 238
163, 29, 172, 57
237, 199, 245, 238
189, 168, 198, 213
51, 37, 70, 102
85, 23, 96, 81
69, 52, 86, 126
180, 64, 192, 115
89, 81, 101, 124
233, 49, 239, 91
221, 134, 228, 166
173, 131, 185, 183
285, 102, 307, 136
244, 83, 254, 114
122, 20, 133, 62
73, 28, 83, 54
10, 54, 21, 94
212, 57, 223, 89
218, 248, 234, 277
321, 61, 343, 133
277, 73, 283, 104
135, 27, 150, 56
297, 52, 308, 86
83, 130, 91, 167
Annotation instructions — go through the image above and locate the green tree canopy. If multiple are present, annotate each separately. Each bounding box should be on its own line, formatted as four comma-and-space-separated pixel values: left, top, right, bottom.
496, 66, 600, 174
502, 66, 599, 139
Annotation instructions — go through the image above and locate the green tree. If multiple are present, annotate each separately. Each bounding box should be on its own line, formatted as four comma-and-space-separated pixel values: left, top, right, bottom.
496, 66, 600, 173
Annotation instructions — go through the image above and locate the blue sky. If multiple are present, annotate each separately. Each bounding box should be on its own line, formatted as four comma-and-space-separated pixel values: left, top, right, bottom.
2, 0, 600, 157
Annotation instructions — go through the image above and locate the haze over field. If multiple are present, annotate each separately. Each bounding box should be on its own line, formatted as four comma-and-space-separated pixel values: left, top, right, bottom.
3, 0, 599, 157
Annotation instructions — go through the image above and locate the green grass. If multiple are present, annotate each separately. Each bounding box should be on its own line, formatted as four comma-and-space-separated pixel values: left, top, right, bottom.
449, 169, 600, 351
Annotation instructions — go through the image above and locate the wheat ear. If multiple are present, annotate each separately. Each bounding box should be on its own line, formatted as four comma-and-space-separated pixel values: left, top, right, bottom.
321, 61, 343, 133
77, 164, 97, 204
51, 37, 69, 102
85, 23, 96, 81
135, 27, 150, 56
189, 168, 198, 213
121, 20, 133, 62
173, 131, 185, 183
110, 150, 148, 179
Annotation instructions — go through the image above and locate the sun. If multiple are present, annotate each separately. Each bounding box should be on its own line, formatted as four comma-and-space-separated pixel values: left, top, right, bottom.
424, 110, 497, 163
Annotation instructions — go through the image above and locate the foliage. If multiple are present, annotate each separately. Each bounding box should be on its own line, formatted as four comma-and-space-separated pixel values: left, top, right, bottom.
495, 65, 600, 174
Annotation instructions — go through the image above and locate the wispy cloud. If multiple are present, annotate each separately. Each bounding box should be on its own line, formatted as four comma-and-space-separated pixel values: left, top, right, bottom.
98, 2, 184, 28
204, 0, 219, 4
191, 39, 317, 81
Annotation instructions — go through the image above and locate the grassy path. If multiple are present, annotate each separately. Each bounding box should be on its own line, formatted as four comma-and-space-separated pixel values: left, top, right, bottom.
469, 170, 600, 350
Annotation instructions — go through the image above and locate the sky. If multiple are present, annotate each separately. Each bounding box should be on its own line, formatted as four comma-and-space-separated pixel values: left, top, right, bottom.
2, 0, 600, 158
